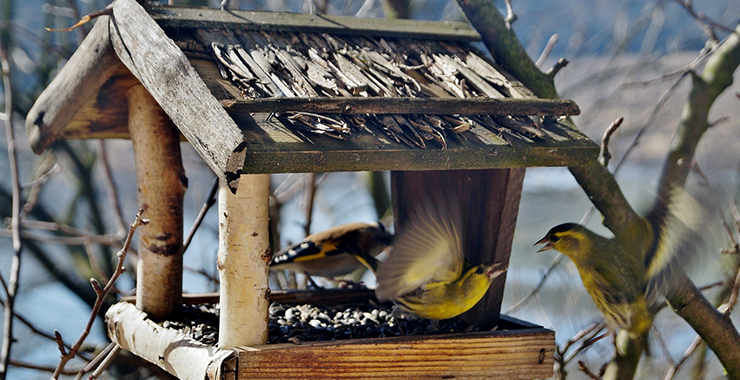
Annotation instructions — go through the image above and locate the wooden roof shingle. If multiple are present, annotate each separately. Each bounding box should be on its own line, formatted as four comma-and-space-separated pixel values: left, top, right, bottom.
25, 0, 597, 190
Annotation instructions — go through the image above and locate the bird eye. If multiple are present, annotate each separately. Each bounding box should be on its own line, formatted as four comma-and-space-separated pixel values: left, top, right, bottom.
551, 235, 560, 242
476, 267, 484, 274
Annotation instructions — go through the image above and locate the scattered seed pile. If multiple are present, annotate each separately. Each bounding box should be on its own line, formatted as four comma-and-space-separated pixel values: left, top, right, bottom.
165, 301, 488, 345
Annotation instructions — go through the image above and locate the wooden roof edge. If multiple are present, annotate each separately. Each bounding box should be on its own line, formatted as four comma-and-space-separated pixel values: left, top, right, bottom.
111, 0, 246, 192
220, 97, 581, 116
24, 13, 119, 154
148, 4, 481, 42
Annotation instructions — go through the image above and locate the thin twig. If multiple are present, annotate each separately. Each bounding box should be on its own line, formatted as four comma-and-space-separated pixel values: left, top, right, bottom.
87, 344, 120, 380
184, 266, 220, 286
20, 155, 57, 218
598, 117, 625, 167
0, 228, 122, 247
51, 211, 148, 380
84, 240, 110, 284
183, 177, 219, 254
535, 34, 559, 68
0, 304, 91, 361
578, 361, 602, 380
45, 8, 112, 32
97, 140, 126, 237
0, 33, 22, 380
303, 173, 318, 236
8, 359, 78, 376
503, 0, 517, 29
506, 206, 597, 314
622, 46, 718, 88
718, 265, 740, 315
64, 0, 87, 47
545, 58, 569, 78
669, 0, 735, 39
74, 342, 115, 380
664, 334, 703, 380
20, 163, 60, 189
652, 328, 674, 365
563, 323, 607, 364
554, 322, 606, 378
505, 253, 563, 314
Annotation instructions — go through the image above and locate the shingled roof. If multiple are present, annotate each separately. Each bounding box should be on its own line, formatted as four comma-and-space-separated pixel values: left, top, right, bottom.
26, 1, 596, 190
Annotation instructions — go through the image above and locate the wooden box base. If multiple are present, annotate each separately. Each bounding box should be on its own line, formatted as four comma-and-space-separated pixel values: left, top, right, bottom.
107, 291, 554, 380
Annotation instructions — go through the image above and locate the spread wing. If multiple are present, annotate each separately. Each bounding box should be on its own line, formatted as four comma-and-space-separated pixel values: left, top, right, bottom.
644, 186, 711, 303
375, 200, 463, 301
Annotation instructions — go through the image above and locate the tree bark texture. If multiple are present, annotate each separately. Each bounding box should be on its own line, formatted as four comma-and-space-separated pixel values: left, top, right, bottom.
217, 174, 271, 348
128, 84, 187, 321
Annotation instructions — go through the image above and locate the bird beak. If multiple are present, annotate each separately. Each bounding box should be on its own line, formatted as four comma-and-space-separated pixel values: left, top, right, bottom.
534, 236, 554, 253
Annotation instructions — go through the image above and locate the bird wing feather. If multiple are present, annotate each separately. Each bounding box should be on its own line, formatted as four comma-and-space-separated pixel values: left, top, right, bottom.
375, 201, 463, 301
644, 186, 711, 303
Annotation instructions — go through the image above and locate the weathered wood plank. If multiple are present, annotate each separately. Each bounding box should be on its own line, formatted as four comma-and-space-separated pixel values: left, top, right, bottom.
220, 97, 581, 116
236, 329, 554, 379
231, 112, 598, 173
106, 302, 235, 380
149, 5, 480, 41
24, 13, 130, 153
240, 144, 597, 173
109, 0, 246, 191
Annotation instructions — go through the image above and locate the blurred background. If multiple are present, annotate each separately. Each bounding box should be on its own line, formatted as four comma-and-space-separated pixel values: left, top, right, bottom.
0, 0, 739, 378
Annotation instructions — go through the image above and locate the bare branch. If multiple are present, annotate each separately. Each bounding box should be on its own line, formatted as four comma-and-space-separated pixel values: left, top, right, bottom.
554, 322, 606, 379
86, 344, 120, 380
669, 0, 735, 41
0, 29, 23, 380
20, 163, 60, 189
718, 265, 740, 315
598, 117, 624, 167
535, 34, 559, 68
0, 228, 122, 247
9, 359, 78, 376
51, 211, 148, 379
622, 47, 717, 88
664, 335, 703, 380
503, 0, 517, 29
578, 361, 602, 380
45, 8, 112, 32
183, 177, 219, 254
74, 342, 116, 380
504, 253, 563, 314
303, 173, 318, 236
97, 140, 127, 236
545, 58, 569, 78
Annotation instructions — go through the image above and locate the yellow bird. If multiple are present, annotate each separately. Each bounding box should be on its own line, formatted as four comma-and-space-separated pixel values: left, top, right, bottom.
270, 221, 392, 279
535, 189, 705, 342
351, 202, 505, 321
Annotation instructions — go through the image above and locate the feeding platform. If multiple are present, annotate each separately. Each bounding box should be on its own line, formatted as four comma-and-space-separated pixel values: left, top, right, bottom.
25, 0, 598, 378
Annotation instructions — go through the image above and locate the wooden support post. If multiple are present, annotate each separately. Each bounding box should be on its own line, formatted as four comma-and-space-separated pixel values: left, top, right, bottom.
217, 174, 271, 348
128, 84, 187, 321
391, 169, 525, 329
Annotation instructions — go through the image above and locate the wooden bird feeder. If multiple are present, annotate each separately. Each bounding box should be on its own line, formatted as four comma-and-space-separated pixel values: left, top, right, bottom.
26, 0, 598, 378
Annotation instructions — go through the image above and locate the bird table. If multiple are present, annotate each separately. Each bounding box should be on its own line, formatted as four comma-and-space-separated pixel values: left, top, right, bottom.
25, 0, 598, 378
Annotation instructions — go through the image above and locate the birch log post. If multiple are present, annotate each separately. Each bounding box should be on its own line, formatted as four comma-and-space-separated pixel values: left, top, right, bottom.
128, 84, 187, 321
218, 174, 271, 347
